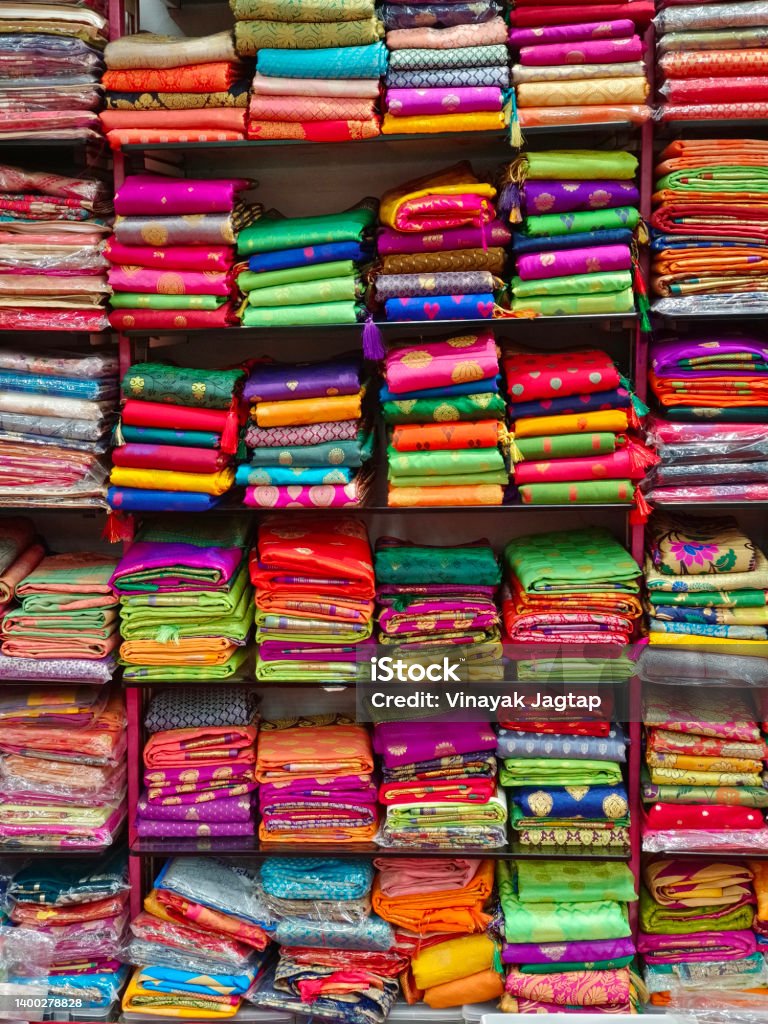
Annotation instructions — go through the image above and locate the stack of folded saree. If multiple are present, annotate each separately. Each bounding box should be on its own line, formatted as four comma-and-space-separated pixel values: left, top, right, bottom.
373, 858, 494, 937
501, 148, 642, 316
110, 515, 253, 683
409, 931, 504, 1009
137, 688, 258, 840
499, 858, 638, 1012
100, 31, 250, 147
239, 355, 374, 508
0, 1, 107, 140
376, 162, 503, 322
107, 173, 257, 332
650, 139, 768, 316
655, 0, 768, 121
506, 346, 655, 507
256, 714, 378, 842
109, 361, 245, 513
0, 163, 111, 332
236, 200, 376, 328
639, 858, 763, 1003
233, 0, 384, 55
508, 0, 652, 132
642, 683, 768, 852
382, 3, 508, 134
0, 688, 126, 849
251, 516, 375, 680
383, 332, 507, 506
0, 345, 117, 507
0, 517, 42, 617
375, 721, 507, 848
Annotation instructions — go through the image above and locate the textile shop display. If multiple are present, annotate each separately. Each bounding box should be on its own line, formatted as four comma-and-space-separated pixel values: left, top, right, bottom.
650, 139, 768, 316
382, 331, 508, 506
251, 515, 375, 679
381, 0, 508, 136
508, 0, 652, 133
500, 148, 643, 317
108, 361, 245, 512
236, 200, 377, 329
0, 164, 111, 332
654, 1, 768, 121
100, 31, 250, 148
109, 515, 254, 684
107, 173, 259, 332
505, 346, 655, 509
499, 858, 638, 1011
376, 162, 505, 322
0, 1, 107, 141
239, 355, 374, 508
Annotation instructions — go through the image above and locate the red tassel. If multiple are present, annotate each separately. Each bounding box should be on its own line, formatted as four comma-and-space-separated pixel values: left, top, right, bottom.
627, 438, 660, 472
103, 510, 135, 543
220, 396, 239, 455
629, 486, 652, 525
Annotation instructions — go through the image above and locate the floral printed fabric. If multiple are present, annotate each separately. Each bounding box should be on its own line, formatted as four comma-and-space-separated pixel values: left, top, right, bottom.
648, 512, 758, 575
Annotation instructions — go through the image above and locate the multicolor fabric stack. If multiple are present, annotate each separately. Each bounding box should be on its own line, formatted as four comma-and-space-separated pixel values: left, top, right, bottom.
109, 361, 245, 513
376, 162, 503, 322
110, 515, 253, 684
650, 139, 768, 316
251, 516, 375, 680
7, 851, 130, 1012
0, 163, 111, 332
236, 201, 376, 328
123, 856, 272, 1017
106, 174, 256, 332
0, 346, 117, 508
0, 688, 126, 849
501, 148, 642, 317
499, 859, 639, 1011
383, 333, 507, 506
374, 721, 507, 849
256, 713, 378, 843
381, 1, 508, 134
505, 347, 655, 508
136, 688, 258, 840
239, 356, 374, 509
655, 0, 768, 121
508, 0, 652, 132
0, 1, 107, 140
100, 31, 249, 147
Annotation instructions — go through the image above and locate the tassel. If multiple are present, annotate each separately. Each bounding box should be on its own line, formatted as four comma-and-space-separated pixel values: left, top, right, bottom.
492, 943, 504, 976
497, 181, 521, 224
508, 435, 523, 464
630, 485, 652, 525
103, 510, 134, 543
631, 253, 652, 333
509, 87, 523, 148
156, 625, 180, 645
362, 314, 385, 361
619, 374, 649, 419
220, 395, 240, 455
113, 417, 125, 448
627, 437, 660, 472
636, 219, 650, 246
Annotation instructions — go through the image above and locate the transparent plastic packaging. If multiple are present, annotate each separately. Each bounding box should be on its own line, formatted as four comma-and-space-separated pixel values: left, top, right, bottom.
644, 484, 768, 502
0, 246, 108, 272
647, 415, 768, 448
45, 963, 128, 1009
155, 857, 276, 931
660, 77, 768, 103
644, 956, 768, 998
0, 925, 54, 1014
643, 828, 768, 853
0, 761, 126, 805
653, 294, 768, 315
261, 890, 372, 924
0, 309, 110, 332
646, 462, 768, 485
638, 645, 768, 686
657, 101, 768, 121
125, 910, 258, 974
382, 0, 498, 28
8, 849, 128, 907
518, 104, 651, 127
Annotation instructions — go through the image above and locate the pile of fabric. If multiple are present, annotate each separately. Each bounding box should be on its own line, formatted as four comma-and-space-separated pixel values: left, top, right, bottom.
109, 361, 245, 513
7, 851, 129, 1013
110, 515, 253, 684
0, 1, 107, 140
639, 859, 765, 1004
123, 856, 272, 1017
382, 1, 508, 134
236, 201, 376, 328
375, 721, 507, 849
0, 346, 117, 508
655, 1, 768, 121
0, 163, 111, 332
0, 688, 126, 849
136, 688, 258, 841
376, 162, 503, 322
650, 139, 768, 316
501, 148, 642, 317
232, 0, 385, 58
508, 0, 652, 132
251, 516, 375, 681
256, 713, 378, 843
408, 930, 504, 1009
505, 347, 655, 508
645, 337, 768, 504
383, 332, 507, 506
499, 858, 639, 1011
239, 356, 374, 509
0, 518, 42, 619
100, 31, 249, 147
252, 857, 400, 1023
106, 173, 256, 332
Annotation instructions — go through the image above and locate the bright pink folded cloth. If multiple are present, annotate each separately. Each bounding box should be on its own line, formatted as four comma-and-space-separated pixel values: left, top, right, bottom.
387, 17, 507, 48
108, 267, 232, 295
373, 858, 483, 896
516, 243, 632, 281
386, 87, 502, 117
114, 174, 251, 216
637, 930, 757, 963
644, 804, 765, 830
104, 240, 235, 272
514, 448, 650, 485
385, 331, 498, 394
520, 35, 643, 64
510, 18, 635, 45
